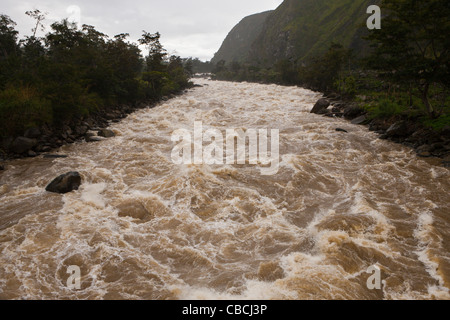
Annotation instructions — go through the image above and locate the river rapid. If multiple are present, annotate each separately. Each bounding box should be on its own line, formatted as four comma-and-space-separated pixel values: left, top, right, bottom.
0, 79, 449, 300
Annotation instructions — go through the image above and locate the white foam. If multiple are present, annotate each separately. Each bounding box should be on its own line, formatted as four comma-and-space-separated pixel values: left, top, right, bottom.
80, 183, 107, 208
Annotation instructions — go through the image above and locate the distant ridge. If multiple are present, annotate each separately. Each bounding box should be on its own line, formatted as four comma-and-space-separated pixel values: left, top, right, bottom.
212, 0, 381, 66
210, 10, 273, 65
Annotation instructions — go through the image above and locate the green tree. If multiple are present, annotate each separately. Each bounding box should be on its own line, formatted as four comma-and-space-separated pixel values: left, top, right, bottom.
0, 15, 20, 88
365, 0, 450, 118
139, 31, 167, 72
299, 43, 351, 92
0, 10, 192, 141
0, 14, 19, 60
275, 59, 298, 85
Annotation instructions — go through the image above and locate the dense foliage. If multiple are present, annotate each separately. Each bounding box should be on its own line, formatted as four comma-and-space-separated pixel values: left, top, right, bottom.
364, 0, 450, 118
0, 11, 192, 138
212, 43, 352, 93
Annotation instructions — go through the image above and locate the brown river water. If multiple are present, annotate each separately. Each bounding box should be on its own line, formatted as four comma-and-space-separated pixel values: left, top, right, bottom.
0, 79, 449, 300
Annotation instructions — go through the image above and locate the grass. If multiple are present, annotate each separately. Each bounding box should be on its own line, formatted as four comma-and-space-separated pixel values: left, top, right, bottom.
423, 114, 450, 131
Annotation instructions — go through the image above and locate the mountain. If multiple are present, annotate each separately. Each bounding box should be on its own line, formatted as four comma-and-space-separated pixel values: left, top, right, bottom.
212, 0, 380, 66
210, 10, 273, 65
250, 0, 380, 65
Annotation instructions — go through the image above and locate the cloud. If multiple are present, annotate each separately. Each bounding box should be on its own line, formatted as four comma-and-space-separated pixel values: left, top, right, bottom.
1, 0, 283, 61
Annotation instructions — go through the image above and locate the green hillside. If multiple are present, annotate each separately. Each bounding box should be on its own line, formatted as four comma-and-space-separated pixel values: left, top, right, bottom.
248, 0, 380, 65
210, 10, 273, 65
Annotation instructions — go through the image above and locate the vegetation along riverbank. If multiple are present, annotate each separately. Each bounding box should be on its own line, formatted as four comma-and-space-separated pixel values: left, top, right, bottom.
0, 11, 193, 162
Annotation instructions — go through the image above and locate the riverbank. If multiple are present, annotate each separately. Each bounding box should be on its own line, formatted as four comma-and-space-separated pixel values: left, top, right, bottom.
310, 92, 450, 168
0, 89, 191, 164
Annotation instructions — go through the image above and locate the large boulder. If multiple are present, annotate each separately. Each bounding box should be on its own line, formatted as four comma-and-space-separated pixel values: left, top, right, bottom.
386, 121, 409, 137
85, 133, 103, 142
10, 137, 37, 154
98, 129, 115, 138
75, 125, 89, 136
344, 105, 365, 119
310, 98, 330, 114
351, 115, 367, 125
45, 172, 82, 194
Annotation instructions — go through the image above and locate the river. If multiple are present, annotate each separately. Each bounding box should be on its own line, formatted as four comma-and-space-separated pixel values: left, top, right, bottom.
0, 79, 449, 299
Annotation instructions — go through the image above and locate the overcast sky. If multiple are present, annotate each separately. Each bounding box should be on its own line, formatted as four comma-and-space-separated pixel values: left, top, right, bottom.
2, 0, 283, 61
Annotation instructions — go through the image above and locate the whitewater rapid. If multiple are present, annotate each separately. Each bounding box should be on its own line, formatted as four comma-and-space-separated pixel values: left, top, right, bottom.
0, 79, 449, 300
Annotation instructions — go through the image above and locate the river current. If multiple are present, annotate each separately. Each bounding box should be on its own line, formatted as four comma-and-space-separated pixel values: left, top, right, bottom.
0, 79, 449, 299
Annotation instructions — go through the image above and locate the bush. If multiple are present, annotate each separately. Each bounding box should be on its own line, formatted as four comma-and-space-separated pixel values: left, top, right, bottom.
0, 86, 52, 137
423, 114, 450, 131
363, 97, 407, 119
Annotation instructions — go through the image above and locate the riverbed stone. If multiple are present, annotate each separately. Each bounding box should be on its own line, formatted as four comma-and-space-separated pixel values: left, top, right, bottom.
27, 150, 38, 157
386, 121, 408, 137
351, 115, 367, 125
343, 105, 365, 119
86, 135, 103, 142
10, 137, 37, 154
310, 98, 330, 114
75, 125, 88, 136
98, 129, 115, 138
45, 172, 82, 194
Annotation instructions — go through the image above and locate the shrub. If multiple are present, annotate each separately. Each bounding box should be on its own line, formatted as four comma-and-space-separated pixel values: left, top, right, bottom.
0, 85, 52, 137
364, 97, 407, 119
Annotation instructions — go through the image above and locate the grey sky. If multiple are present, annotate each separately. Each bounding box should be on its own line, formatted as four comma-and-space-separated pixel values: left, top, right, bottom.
2, 0, 283, 61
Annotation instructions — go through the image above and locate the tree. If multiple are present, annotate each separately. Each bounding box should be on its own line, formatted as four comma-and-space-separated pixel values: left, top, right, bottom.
299, 43, 351, 92
365, 0, 450, 118
0, 14, 19, 60
25, 9, 47, 38
139, 31, 166, 72
0, 15, 20, 88
275, 59, 298, 85
0, 10, 192, 140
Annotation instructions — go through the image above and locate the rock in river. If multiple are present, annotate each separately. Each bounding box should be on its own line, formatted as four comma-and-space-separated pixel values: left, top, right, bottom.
10, 137, 37, 154
98, 129, 115, 138
310, 98, 330, 114
45, 172, 82, 194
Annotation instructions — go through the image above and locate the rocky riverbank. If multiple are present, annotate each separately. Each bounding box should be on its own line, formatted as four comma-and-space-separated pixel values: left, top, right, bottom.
0, 92, 187, 165
311, 94, 450, 167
